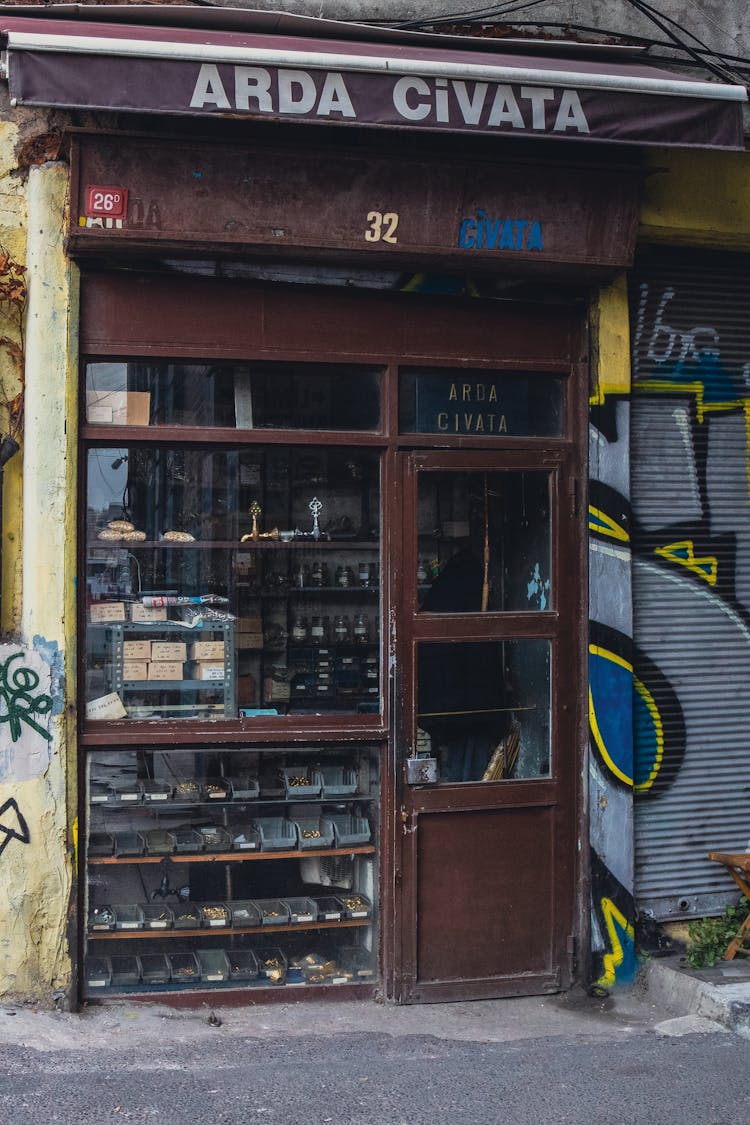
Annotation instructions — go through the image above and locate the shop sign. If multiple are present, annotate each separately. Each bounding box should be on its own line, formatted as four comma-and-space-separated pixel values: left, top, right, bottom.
416, 376, 528, 435
69, 135, 641, 272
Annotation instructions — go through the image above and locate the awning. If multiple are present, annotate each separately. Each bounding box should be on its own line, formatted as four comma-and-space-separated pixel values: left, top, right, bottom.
1, 12, 746, 149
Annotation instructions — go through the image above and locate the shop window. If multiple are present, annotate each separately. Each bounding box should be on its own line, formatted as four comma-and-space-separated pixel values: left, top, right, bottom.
85, 360, 381, 431
416, 470, 551, 613
416, 638, 551, 783
84, 442, 381, 723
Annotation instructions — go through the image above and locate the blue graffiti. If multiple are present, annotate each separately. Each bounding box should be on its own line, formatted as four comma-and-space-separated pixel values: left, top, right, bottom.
458, 212, 543, 251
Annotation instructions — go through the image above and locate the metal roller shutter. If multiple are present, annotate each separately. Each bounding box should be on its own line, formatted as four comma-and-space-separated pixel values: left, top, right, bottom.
630, 249, 750, 920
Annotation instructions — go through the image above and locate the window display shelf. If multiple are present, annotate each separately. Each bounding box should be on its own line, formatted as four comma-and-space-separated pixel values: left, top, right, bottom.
89, 918, 369, 939
89, 845, 376, 865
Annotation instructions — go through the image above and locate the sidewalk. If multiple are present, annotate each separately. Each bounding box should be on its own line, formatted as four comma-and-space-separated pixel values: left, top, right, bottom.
3, 956, 749, 1051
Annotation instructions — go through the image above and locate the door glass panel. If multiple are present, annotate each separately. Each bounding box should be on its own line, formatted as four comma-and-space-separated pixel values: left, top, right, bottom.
417, 471, 551, 613
399, 368, 563, 436
85, 361, 381, 431
416, 639, 551, 783
85, 445, 381, 722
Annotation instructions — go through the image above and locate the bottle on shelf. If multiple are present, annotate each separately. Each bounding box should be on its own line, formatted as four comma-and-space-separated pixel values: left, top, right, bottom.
353, 613, 370, 644
333, 614, 351, 643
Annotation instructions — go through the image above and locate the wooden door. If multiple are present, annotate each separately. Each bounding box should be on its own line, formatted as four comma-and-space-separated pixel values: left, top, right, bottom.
395, 448, 583, 1002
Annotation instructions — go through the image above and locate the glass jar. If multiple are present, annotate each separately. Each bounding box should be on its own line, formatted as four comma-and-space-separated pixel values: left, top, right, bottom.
333, 614, 350, 643
310, 615, 327, 643
417, 559, 428, 584
353, 613, 369, 644
358, 561, 371, 587
310, 560, 327, 587
335, 564, 351, 588
291, 615, 308, 643
293, 563, 308, 589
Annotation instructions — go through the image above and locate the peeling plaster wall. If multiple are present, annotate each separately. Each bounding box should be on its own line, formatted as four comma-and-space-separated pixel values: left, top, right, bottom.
0, 145, 77, 1004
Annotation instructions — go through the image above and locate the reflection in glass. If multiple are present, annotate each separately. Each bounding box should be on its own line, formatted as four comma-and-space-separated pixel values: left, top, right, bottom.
85, 446, 381, 721
416, 639, 551, 783
417, 471, 551, 613
85, 361, 381, 431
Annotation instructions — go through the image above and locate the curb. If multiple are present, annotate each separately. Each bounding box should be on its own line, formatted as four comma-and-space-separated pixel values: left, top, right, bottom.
642, 957, 750, 1036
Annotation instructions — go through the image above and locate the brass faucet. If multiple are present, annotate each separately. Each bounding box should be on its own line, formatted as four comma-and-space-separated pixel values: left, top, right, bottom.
241, 500, 279, 542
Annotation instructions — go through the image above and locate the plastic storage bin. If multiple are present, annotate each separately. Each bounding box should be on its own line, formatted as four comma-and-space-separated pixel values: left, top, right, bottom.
138, 953, 171, 985
141, 903, 174, 930
227, 775, 260, 800
280, 766, 323, 799
140, 829, 173, 855
88, 832, 115, 857
114, 903, 144, 931
255, 899, 291, 926
314, 896, 345, 922
85, 956, 112, 990
169, 828, 204, 854
229, 901, 262, 928
319, 765, 358, 797
173, 779, 201, 803
197, 825, 232, 852
167, 952, 201, 985
231, 826, 261, 852
227, 949, 259, 981
142, 780, 172, 802
251, 817, 296, 851
256, 948, 287, 984
89, 905, 116, 932
282, 897, 318, 924
202, 779, 231, 801
111, 782, 142, 803
173, 904, 202, 930
113, 831, 143, 857
197, 949, 230, 983
328, 814, 371, 847
200, 903, 230, 928
292, 815, 335, 851
338, 894, 372, 920
109, 955, 141, 987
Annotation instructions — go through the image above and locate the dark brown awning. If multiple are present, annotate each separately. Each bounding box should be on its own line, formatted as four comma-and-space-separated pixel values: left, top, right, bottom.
2, 13, 746, 149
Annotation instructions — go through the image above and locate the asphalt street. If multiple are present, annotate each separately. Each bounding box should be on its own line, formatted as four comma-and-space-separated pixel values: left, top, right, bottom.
1, 989, 748, 1124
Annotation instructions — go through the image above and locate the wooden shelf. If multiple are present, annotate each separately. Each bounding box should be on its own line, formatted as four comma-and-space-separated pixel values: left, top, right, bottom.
90, 845, 375, 865
89, 918, 370, 940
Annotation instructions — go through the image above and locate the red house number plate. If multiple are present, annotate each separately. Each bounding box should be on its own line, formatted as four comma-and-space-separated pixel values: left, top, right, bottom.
85, 185, 129, 219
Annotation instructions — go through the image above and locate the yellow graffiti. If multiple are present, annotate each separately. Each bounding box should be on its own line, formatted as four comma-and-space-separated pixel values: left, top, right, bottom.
588, 505, 630, 543
588, 645, 634, 788
597, 897, 635, 988
633, 675, 664, 793
655, 539, 718, 586
72, 815, 78, 874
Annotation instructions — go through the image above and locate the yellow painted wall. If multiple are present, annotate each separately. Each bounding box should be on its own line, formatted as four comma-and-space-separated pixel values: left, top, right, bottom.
640, 147, 750, 249
0, 159, 77, 1006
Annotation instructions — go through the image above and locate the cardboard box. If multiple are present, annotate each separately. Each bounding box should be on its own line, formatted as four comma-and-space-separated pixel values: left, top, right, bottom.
147, 661, 184, 681
123, 640, 152, 660
130, 603, 168, 623
90, 602, 126, 623
236, 616, 263, 633
86, 390, 151, 426
263, 677, 290, 702
191, 661, 225, 682
122, 660, 149, 681
189, 641, 225, 662
151, 642, 188, 662
237, 633, 263, 650
86, 692, 127, 720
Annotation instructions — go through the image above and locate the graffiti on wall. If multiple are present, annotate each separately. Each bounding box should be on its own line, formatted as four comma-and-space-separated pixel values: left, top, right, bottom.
0, 796, 30, 858
589, 257, 750, 982
629, 262, 750, 921
0, 641, 58, 783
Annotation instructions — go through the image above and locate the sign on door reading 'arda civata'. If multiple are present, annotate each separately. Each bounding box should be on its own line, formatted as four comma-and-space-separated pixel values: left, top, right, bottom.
69, 136, 640, 270
416, 377, 529, 435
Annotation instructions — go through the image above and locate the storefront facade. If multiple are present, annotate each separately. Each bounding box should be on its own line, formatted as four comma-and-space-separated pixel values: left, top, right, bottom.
0, 6, 747, 1006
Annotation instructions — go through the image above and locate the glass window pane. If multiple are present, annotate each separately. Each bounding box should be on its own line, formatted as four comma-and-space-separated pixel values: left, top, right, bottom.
85, 361, 381, 431
85, 446, 381, 722
399, 368, 562, 437
417, 470, 551, 613
416, 639, 551, 783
